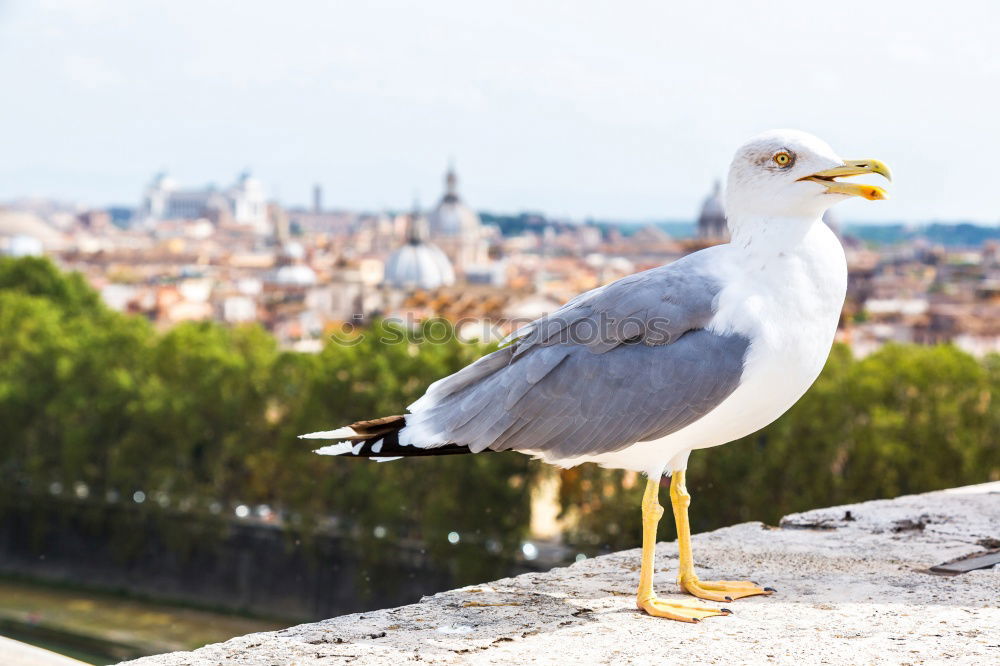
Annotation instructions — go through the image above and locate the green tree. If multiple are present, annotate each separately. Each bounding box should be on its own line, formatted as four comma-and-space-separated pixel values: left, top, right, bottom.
0, 256, 103, 315
2, 257, 997, 579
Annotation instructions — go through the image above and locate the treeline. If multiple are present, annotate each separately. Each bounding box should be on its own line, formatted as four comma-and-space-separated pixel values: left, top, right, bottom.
0, 257, 533, 580
1, 256, 998, 564
843, 222, 1000, 248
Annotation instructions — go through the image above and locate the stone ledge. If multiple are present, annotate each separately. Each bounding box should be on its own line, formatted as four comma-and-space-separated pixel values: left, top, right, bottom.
123, 482, 1000, 665
0, 635, 88, 666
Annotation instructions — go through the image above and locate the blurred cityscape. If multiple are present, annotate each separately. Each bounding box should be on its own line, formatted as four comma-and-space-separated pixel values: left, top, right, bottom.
2, 166, 999, 356
3, 168, 999, 663
4, 3, 998, 661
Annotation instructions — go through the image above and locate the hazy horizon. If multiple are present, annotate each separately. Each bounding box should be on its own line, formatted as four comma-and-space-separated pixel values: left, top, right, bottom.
2, 1, 998, 223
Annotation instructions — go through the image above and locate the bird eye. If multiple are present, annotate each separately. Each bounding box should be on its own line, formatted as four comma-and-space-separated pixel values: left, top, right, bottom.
773, 151, 792, 167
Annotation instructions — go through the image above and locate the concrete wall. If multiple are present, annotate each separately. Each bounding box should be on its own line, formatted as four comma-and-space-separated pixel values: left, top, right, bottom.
123, 482, 1000, 665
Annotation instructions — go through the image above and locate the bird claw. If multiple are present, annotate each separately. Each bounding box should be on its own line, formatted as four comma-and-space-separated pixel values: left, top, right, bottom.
680, 578, 774, 602
637, 596, 731, 622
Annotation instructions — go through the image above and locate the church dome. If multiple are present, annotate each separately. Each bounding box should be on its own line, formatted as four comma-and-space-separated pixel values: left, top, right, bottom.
272, 264, 317, 286
385, 210, 455, 290
4, 235, 44, 257
697, 180, 728, 240
0, 210, 64, 250
427, 167, 481, 238
283, 241, 306, 260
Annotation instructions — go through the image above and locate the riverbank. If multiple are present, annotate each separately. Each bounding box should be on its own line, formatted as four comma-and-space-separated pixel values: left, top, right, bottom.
0, 490, 551, 622
0, 577, 283, 663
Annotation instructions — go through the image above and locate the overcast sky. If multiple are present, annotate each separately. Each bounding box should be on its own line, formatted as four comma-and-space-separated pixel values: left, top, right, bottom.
1, 1, 998, 223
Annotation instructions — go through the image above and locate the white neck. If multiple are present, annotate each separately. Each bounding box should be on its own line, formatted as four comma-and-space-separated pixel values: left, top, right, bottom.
728, 214, 822, 257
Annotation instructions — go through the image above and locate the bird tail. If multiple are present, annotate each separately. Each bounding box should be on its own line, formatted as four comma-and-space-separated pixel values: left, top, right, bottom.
300, 415, 475, 461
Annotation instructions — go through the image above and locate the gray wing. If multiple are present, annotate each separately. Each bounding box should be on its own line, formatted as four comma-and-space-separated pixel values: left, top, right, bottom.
405, 251, 749, 458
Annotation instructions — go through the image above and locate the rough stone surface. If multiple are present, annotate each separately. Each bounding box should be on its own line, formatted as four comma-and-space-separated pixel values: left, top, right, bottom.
123, 483, 1000, 665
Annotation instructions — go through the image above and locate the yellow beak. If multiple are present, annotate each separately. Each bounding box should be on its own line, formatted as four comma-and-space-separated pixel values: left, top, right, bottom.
799, 159, 892, 201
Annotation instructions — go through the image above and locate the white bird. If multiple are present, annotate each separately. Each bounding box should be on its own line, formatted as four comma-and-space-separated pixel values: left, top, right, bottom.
302, 129, 891, 622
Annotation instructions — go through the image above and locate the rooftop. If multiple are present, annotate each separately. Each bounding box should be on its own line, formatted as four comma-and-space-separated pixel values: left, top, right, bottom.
122, 482, 999, 665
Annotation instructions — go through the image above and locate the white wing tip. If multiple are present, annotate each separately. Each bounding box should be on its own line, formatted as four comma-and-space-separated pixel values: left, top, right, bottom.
299, 426, 357, 440
314, 442, 355, 456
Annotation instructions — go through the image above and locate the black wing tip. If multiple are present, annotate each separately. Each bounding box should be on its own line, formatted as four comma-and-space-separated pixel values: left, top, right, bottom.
348, 429, 478, 458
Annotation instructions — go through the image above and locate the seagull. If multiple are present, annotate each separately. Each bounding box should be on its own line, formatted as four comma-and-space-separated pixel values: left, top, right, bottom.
302, 129, 891, 622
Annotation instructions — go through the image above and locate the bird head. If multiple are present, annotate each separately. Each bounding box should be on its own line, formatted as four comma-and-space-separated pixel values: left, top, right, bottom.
725, 129, 891, 223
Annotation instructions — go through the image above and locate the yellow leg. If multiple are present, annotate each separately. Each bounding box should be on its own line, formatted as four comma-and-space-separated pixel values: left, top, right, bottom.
670, 470, 774, 602
636, 477, 730, 622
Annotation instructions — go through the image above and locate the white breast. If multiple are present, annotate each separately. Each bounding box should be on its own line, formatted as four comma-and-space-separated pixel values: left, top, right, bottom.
578, 221, 847, 475
701, 222, 846, 441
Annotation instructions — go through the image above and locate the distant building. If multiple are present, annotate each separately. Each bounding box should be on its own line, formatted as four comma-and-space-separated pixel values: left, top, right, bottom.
222, 295, 258, 323
4, 234, 44, 257
269, 242, 317, 286
0, 209, 64, 254
384, 208, 455, 291
633, 224, 673, 246
271, 264, 318, 287
697, 180, 728, 241
312, 184, 323, 214
427, 167, 488, 270
141, 171, 269, 234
